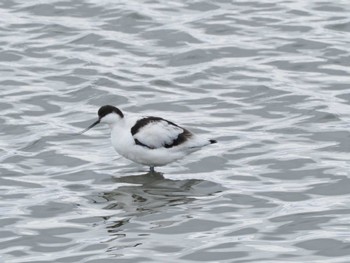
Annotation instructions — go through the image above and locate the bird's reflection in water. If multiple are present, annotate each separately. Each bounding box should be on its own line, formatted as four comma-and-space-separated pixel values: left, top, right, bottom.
95, 171, 224, 252
98, 171, 223, 234
101, 171, 222, 214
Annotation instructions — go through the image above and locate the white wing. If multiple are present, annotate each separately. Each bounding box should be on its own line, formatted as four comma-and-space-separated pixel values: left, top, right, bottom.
131, 117, 191, 149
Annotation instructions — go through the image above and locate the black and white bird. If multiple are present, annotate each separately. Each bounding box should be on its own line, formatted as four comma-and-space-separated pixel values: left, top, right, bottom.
81, 105, 217, 171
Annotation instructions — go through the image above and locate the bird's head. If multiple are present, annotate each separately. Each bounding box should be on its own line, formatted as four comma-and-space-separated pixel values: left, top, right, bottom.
80, 105, 124, 134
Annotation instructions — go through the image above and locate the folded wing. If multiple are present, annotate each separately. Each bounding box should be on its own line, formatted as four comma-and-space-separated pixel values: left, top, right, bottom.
131, 117, 192, 149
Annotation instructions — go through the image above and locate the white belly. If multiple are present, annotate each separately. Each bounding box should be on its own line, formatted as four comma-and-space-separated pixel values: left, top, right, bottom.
110, 126, 186, 166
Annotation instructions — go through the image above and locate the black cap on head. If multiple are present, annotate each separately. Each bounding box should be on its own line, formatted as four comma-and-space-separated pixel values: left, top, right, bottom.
79, 105, 123, 135
98, 105, 124, 119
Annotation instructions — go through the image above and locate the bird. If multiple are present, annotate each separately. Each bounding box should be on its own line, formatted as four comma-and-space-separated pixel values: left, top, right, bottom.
80, 105, 217, 172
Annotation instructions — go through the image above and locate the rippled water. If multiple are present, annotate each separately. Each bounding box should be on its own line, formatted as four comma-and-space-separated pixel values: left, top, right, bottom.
1, 0, 350, 262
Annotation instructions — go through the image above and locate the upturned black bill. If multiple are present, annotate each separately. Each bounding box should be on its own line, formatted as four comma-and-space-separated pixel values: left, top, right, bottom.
80, 119, 100, 134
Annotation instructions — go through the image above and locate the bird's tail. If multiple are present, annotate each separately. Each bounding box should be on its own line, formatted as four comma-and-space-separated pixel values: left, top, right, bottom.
186, 137, 217, 152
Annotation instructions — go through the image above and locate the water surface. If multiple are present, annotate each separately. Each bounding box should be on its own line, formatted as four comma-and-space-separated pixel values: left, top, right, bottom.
1, 0, 350, 262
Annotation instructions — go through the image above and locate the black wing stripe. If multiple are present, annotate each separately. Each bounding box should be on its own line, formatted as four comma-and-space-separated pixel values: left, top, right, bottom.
131, 117, 165, 136
164, 129, 192, 148
134, 138, 154, 149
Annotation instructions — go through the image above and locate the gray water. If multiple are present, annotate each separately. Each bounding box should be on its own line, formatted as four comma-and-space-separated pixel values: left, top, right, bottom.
1, 0, 350, 262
